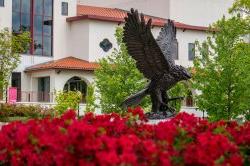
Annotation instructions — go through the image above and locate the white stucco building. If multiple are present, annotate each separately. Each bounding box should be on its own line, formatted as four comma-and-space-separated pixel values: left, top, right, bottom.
0, 0, 233, 107
78, 0, 234, 26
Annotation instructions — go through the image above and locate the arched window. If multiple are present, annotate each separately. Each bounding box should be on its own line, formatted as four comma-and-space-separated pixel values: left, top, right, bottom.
63, 77, 88, 103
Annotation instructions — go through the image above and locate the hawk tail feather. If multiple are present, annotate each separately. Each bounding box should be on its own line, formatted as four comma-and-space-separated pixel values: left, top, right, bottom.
122, 88, 148, 109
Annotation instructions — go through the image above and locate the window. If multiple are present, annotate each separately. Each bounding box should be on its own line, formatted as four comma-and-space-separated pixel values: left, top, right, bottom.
63, 77, 87, 103
38, 77, 50, 102
12, 0, 31, 33
62, 2, 68, 16
33, 0, 53, 56
0, 0, 4, 7
12, 0, 53, 56
173, 41, 178, 60
100, 39, 113, 52
188, 43, 195, 61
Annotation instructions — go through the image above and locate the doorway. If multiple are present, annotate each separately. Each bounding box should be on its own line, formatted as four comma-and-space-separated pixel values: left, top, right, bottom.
11, 72, 21, 102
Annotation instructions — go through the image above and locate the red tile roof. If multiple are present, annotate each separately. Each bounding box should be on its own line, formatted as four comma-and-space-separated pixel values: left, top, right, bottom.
66, 5, 209, 31
25, 57, 99, 72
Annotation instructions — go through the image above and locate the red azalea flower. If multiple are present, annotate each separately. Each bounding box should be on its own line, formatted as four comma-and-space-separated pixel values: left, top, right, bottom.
0, 109, 248, 165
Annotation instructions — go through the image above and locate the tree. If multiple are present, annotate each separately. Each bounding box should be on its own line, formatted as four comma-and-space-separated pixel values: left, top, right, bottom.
0, 28, 30, 99
192, 1, 250, 121
169, 82, 190, 111
229, 0, 250, 15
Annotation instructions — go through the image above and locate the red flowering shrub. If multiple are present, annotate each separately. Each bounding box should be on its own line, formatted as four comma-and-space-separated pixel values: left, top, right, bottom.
0, 107, 249, 166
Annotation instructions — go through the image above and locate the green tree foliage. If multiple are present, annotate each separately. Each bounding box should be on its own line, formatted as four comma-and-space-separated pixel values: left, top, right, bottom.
169, 82, 190, 111
229, 0, 250, 14
0, 28, 30, 98
95, 27, 150, 114
192, 2, 250, 121
54, 91, 82, 115
85, 84, 96, 113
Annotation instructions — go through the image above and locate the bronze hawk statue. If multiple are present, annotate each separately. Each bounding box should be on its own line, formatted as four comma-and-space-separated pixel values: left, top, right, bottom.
122, 9, 191, 119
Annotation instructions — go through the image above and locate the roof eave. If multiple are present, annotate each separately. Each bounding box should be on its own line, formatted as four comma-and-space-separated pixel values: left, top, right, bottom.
66, 15, 211, 31
67, 14, 166, 27
67, 15, 124, 24
25, 67, 96, 73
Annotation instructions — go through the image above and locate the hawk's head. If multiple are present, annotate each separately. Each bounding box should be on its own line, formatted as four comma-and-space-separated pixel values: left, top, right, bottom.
175, 65, 192, 80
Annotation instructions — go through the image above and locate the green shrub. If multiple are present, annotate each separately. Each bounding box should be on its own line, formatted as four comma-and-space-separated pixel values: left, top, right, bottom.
0, 104, 55, 122
54, 91, 82, 115
85, 84, 96, 113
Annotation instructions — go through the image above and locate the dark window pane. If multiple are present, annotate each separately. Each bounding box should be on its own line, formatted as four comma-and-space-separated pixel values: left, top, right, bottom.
43, 16, 52, 36
0, 0, 4, 7
43, 36, 52, 56
21, 13, 30, 32
38, 77, 50, 92
21, 0, 30, 13
34, 15, 43, 35
12, 0, 20, 11
173, 41, 178, 60
61, 2, 68, 16
188, 43, 195, 61
34, 0, 43, 15
44, 0, 53, 16
12, 12, 21, 33
11, 72, 21, 102
38, 77, 50, 102
99, 39, 112, 52
34, 35, 43, 55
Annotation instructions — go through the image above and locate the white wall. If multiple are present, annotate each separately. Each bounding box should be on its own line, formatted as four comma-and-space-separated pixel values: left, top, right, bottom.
22, 69, 94, 102
28, 70, 55, 92
78, 0, 234, 25
176, 29, 207, 67
78, 0, 170, 19
16, 55, 53, 72
65, 20, 170, 62
88, 20, 119, 62
54, 70, 94, 92
67, 20, 90, 61
15, 55, 53, 92
87, 21, 166, 62
53, 0, 77, 60
86, 20, 208, 67
169, 0, 234, 26
151, 26, 208, 67
24, 69, 94, 92
0, 0, 12, 30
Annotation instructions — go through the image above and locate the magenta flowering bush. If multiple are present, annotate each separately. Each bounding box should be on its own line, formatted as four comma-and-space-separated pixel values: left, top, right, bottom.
0, 107, 249, 166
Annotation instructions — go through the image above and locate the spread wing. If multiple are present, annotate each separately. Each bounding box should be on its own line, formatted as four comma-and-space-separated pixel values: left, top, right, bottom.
156, 20, 178, 67
123, 9, 170, 79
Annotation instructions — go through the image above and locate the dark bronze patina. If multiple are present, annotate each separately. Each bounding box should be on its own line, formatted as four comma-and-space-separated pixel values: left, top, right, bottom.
122, 9, 192, 119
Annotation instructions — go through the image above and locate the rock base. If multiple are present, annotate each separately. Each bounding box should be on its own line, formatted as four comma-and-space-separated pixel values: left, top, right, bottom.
145, 111, 176, 120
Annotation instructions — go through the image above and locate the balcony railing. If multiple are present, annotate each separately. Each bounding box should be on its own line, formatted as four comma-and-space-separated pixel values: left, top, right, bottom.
16, 91, 86, 103
18, 91, 53, 103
